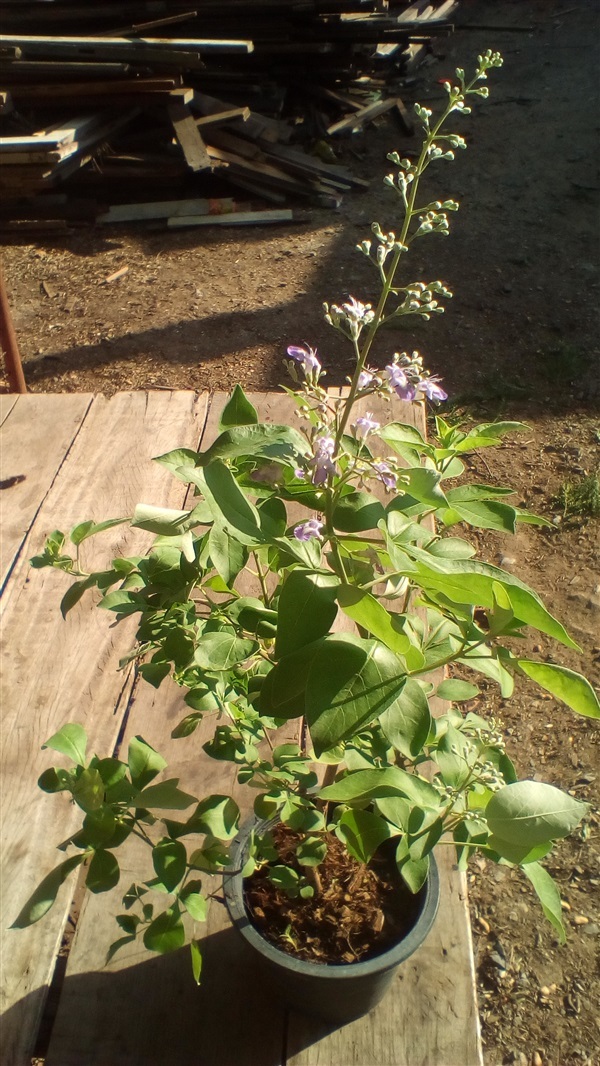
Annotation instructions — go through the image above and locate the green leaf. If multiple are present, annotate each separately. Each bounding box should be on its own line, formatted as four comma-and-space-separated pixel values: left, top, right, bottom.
138, 661, 171, 689
128, 736, 167, 790
38, 767, 73, 793
86, 850, 120, 894
209, 522, 247, 586
194, 632, 257, 671
522, 862, 566, 943
257, 496, 287, 538
60, 577, 97, 619
171, 712, 204, 739
70, 517, 128, 545
259, 640, 324, 720
219, 384, 259, 429
305, 634, 408, 756
12, 855, 85, 927
517, 661, 600, 719
275, 570, 339, 659
186, 795, 240, 841
379, 678, 431, 759
81, 807, 117, 849
335, 809, 392, 864
198, 424, 309, 467
405, 547, 579, 649
131, 503, 207, 536
97, 590, 140, 616
152, 839, 186, 892
397, 851, 429, 893
42, 723, 88, 767
380, 420, 429, 451
402, 468, 448, 508
190, 939, 203, 984
134, 779, 197, 810
336, 586, 411, 656
443, 493, 517, 532
319, 766, 440, 808
143, 908, 186, 954
181, 884, 208, 923
296, 836, 327, 867
154, 447, 202, 481
426, 537, 476, 560
72, 768, 104, 812
268, 866, 300, 894
202, 461, 264, 545
332, 491, 386, 532
436, 679, 480, 702
485, 781, 587, 847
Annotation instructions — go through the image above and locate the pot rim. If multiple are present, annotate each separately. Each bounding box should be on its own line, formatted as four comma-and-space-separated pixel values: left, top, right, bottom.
223, 817, 440, 980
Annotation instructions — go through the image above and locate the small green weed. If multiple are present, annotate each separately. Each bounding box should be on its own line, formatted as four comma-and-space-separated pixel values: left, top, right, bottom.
555, 470, 600, 519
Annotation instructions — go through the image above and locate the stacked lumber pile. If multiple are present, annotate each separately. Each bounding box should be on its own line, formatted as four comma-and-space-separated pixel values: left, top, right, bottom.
0, 0, 457, 232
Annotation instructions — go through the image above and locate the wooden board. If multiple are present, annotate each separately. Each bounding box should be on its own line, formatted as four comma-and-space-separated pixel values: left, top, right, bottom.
0, 392, 92, 595
168, 100, 211, 172
0, 391, 208, 1066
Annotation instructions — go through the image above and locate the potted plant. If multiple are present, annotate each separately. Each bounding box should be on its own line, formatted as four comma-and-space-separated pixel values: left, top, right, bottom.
14, 51, 598, 1024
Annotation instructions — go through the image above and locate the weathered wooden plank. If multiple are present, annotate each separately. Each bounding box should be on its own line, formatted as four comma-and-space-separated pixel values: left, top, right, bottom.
45, 391, 289, 1066
0, 34, 255, 56
0, 393, 92, 595
169, 100, 212, 171
168, 208, 296, 228
98, 196, 240, 223
0, 393, 18, 427
0, 391, 209, 1066
286, 856, 482, 1066
327, 97, 402, 136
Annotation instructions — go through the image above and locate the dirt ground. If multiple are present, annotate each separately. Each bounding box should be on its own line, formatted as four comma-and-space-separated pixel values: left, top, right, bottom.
2, 1, 599, 1063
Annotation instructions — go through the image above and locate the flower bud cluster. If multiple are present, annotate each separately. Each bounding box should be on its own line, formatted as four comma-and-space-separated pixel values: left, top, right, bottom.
396, 280, 452, 320
324, 296, 375, 342
284, 344, 322, 385
415, 210, 450, 238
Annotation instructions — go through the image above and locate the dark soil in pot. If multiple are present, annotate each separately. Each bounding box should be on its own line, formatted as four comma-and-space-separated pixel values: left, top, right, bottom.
244, 823, 424, 965
224, 819, 440, 1023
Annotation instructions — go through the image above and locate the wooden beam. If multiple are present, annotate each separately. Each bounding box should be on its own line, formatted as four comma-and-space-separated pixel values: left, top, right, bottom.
0, 34, 255, 56
168, 100, 212, 171
97, 196, 241, 223
327, 97, 401, 135
167, 208, 296, 227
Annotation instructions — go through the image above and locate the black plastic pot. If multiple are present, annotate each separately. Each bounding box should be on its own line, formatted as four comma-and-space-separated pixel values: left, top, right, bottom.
223, 818, 440, 1024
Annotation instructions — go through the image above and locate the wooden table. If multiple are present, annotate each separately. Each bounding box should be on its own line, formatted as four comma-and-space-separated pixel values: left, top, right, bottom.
0, 391, 482, 1066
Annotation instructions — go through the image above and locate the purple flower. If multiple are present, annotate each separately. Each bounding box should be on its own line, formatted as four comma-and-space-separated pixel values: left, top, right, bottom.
357, 370, 374, 391
294, 518, 324, 541
293, 467, 306, 480
308, 435, 337, 485
286, 344, 321, 378
418, 377, 448, 402
373, 462, 397, 492
354, 413, 380, 439
386, 364, 417, 401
